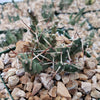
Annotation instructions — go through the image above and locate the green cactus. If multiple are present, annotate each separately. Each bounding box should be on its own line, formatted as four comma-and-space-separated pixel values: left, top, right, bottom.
54, 63, 80, 73
18, 53, 43, 74
0, 28, 27, 47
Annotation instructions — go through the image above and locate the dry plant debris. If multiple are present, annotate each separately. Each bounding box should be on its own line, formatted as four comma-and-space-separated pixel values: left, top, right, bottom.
0, 0, 100, 100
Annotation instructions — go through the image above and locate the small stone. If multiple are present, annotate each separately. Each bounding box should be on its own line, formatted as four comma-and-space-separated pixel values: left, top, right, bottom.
0, 89, 7, 98
97, 65, 100, 69
85, 57, 97, 69
28, 96, 34, 100
83, 69, 95, 78
26, 92, 32, 99
11, 58, 22, 68
40, 73, 53, 90
20, 75, 30, 84
72, 92, 82, 100
33, 96, 40, 100
5, 68, 16, 80
66, 80, 78, 95
92, 76, 97, 84
8, 75, 19, 86
16, 84, 23, 89
55, 96, 61, 100
24, 82, 33, 92
62, 75, 69, 84
0, 60, 4, 70
55, 74, 61, 81
39, 89, 48, 96
15, 41, 30, 53
95, 73, 100, 80
0, 83, 5, 90
81, 82, 91, 93
11, 88, 25, 99
3, 54, 10, 65
61, 97, 67, 100
57, 82, 71, 99
85, 95, 91, 100
16, 68, 25, 76
75, 58, 84, 70
69, 72, 79, 80
48, 86, 57, 97
40, 94, 52, 100
92, 83, 100, 91
79, 74, 88, 80
91, 89, 100, 98
32, 83, 42, 95
95, 69, 100, 73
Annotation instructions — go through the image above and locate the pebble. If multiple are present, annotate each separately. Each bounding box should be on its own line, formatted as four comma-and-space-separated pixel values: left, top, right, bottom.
95, 73, 100, 80
20, 75, 30, 84
39, 89, 48, 96
33, 96, 40, 100
85, 57, 97, 69
0, 83, 5, 90
83, 69, 95, 78
91, 89, 100, 98
26, 92, 32, 99
28, 96, 34, 100
11, 88, 25, 100
92, 76, 97, 84
0, 60, 4, 70
48, 86, 57, 97
40, 94, 52, 100
57, 82, 71, 99
69, 72, 79, 80
8, 75, 19, 86
66, 80, 78, 95
85, 95, 91, 100
61, 97, 67, 100
55, 74, 61, 81
40, 73, 53, 90
5, 68, 16, 80
55, 96, 61, 100
79, 74, 88, 80
95, 69, 100, 73
75, 58, 84, 70
81, 82, 91, 93
32, 83, 42, 96
97, 65, 100, 69
16, 68, 25, 76
15, 41, 30, 53
3, 54, 10, 65
24, 82, 33, 92
72, 92, 82, 100
62, 75, 69, 84
92, 83, 100, 91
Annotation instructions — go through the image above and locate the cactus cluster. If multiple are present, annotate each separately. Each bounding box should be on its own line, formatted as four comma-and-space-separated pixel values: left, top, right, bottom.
0, 28, 27, 47
18, 30, 82, 74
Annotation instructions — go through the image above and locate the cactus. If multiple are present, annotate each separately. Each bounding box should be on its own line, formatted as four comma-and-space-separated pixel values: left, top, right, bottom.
0, 28, 27, 47
18, 53, 43, 74
70, 38, 82, 56
54, 63, 80, 73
